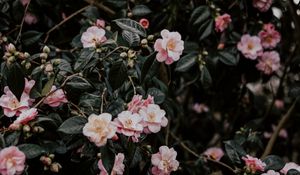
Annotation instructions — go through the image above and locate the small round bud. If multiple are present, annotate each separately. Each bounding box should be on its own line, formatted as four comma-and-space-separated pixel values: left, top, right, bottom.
105, 26, 111, 31
40, 53, 48, 60
78, 72, 83, 77
45, 63, 53, 72
4, 52, 12, 59
210, 4, 216, 9
202, 51, 208, 55
43, 166, 49, 171
43, 46, 50, 53
216, 8, 221, 12
127, 50, 136, 58
127, 12, 133, 18
23, 125, 31, 132
127, 59, 134, 68
50, 162, 62, 173
120, 52, 128, 58
49, 154, 55, 159
41, 157, 52, 166
24, 52, 30, 58
14, 51, 20, 57
97, 153, 101, 158
25, 62, 31, 70
2, 36, 7, 42
7, 43, 16, 53
7, 56, 15, 63
53, 59, 61, 65
147, 35, 154, 41
141, 39, 148, 45
21, 60, 26, 66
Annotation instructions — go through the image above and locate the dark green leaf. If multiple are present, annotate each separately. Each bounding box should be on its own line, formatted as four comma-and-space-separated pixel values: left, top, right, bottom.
58, 116, 87, 134
199, 20, 214, 41
175, 53, 198, 72
107, 98, 125, 116
74, 48, 95, 71
122, 30, 140, 47
114, 18, 147, 37
147, 87, 165, 104
141, 52, 156, 82
224, 140, 246, 164
21, 31, 43, 46
200, 66, 212, 89
263, 155, 285, 171
192, 7, 211, 26
217, 51, 239, 66
287, 169, 300, 175
6, 63, 25, 100
5, 131, 20, 146
0, 134, 5, 148
189, 6, 209, 25
66, 76, 93, 91
18, 144, 45, 159
108, 61, 127, 90
41, 76, 54, 96
100, 146, 115, 172
132, 5, 152, 16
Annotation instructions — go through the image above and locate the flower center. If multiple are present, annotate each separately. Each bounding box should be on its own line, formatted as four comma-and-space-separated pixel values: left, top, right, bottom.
8, 98, 20, 109
124, 119, 133, 128
167, 40, 176, 50
148, 112, 156, 122
247, 42, 254, 50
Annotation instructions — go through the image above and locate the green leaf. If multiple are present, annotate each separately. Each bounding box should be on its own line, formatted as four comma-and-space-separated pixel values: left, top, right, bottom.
147, 87, 165, 104
107, 98, 125, 116
132, 5, 152, 16
175, 53, 197, 72
189, 6, 209, 25
108, 61, 127, 90
18, 144, 45, 159
58, 116, 87, 134
122, 30, 140, 47
114, 18, 147, 37
287, 169, 300, 175
263, 155, 285, 171
66, 76, 93, 91
5, 131, 21, 146
100, 146, 115, 172
224, 140, 246, 164
41, 76, 55, 96
0, 134, 5, 149
21, 31, 43, 46
74, 48, 95, 71
217, 51, 239, 66
199, 20, 214, 41
200, 66, 212, 89
141, 52, 156, 82
192, 7, 211, 26
6, 63, 25, 100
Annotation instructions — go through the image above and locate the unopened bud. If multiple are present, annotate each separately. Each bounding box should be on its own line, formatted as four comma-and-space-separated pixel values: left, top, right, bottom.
105, 26, 111, 31
147, 35, 154, 41
40, 156, 52, 166
127, 49, 136, 58
7, 43, 16, 53
45, 63, 53, 72
23, 125, 31, 132
7, 56, 15, 63
43, 46, 50, 53
25, 62, 31, 70
141, 39, 148, 45
2, 37, 7, 42
202, 51, 208, 56
53, 59, 61, 65
21, 60, 26, 66
127, 12, 133, 18
120, 52, 127, 58
127, 59, 134, 68
97, 153, 101, 158
49, 154, 55, 159
24, 52, 30, 58
40, 53, 48, 60
50, 162, 62, 173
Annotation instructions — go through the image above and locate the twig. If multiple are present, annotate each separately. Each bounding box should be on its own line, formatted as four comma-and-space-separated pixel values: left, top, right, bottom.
84, 0, 116, 16
261, 98, 298, 158
43, 5, 90, 43
128, 76, 136, 95
70, 102, 87, 118
100, 88, 107, 113
170, 132, 237, 174
15, 0, 32, 43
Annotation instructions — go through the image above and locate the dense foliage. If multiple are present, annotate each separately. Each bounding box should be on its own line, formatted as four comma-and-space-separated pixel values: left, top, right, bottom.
1, 0, 300, 175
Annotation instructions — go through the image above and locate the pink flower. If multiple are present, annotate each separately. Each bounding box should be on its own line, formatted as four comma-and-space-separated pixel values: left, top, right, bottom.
127, 95, 154, 114
96, 19, 105, 28
151, 146, 179, 175
253, 0, 273, 12
98, 153, 125, 175
43, 86, 68, 107
81, 26, 107, 48
280, 162, 299, 175
9, 108, 38, 130
215, 14, 232, 32
139, 104, 168, 134
20, 0, 29, 6
258, 23, 281, 49
262, 170, 280, 175
154, 29, 184, 65
256, 51, 280, 75
113, 111, 143, 142
192, 103, 209, 114
275, 99, 284, 109
83, 113, 117, 147
237, 34, 263, 60
0, 146, 26, 175
242, 155, 266, 173
24, 13, 38, 25
203, 147, 224, 161
139, 18, 149, 29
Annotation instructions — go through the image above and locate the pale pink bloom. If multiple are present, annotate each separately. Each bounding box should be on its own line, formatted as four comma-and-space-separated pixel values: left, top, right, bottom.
0, 87, 30, 117
0, 146, 26, 175
154, 29, 184, 65
203, 147, 224, 161
113, 111, 143, 142
20, 0, 29, 6
81, 26, 107, 48
24, 13, 38, 25
280, 162, 299, 175
258, 23, 281, 49
192, 103, 209, 114
215, 14, 231, 32
24, 78, 35, 95
96, 19, 105, 28
98, 153, 125, 175
237, 34, 263, 60
274, 99, 284, 109
256, 51, 280, 75
253, 0, 273, 12
151, 146, 179, 175
43, 86, 68, 107
83, 113, 117, 147
139, 18, 149, 29
264, 125, 288, 139
242, 155, 266, 173
139, 104, 168, 134
127, 95, 154, 114
9, 108, 38, 130
262, 170, 280, 175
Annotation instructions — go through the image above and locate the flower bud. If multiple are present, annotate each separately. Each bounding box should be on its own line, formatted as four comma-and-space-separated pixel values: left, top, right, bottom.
25, 62, 31, 70
7, 56, 15, 63
24, 52, 30, 58
21, 60, 26, 66
23, 125, 31, 132
40, 53, 48, 60
105, 26, 111, 31
53, 58, 61, 65
7, 43, 16, 53
147, 35, 154, 41
97, 153, 101, 158
50, 162, 62, 173
49, 154, 55, 159
127, 49, 136, 58
40, 156, 52, 166
127, 59, 134, 68
45, 63, 53, 72
202, 51, 208, 55
127, 12, 133, 18
141, 39, 148, 45
120, 52, 128, 58
43, 46, 50, 53
2, 36, 7, 42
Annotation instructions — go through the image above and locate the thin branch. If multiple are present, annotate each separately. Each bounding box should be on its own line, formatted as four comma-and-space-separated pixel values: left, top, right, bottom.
100, 88, 107, 114
70, 102, 87, 118
261, 98, 298, 158
15, 0, 32, 43
84, 0, 116, 16
128, 76, 136, 95
44, 5, 90, 43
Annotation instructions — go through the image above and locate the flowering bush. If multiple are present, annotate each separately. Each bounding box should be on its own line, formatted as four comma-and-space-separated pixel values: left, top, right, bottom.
0, 0, 300, 175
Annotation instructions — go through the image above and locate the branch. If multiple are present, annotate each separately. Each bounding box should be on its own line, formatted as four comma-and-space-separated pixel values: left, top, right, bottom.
15, 0, 32, 43
43, 5, 90, 43
100, 88, 107, 113
261, 98, 298, 158
84, 0, 116, 16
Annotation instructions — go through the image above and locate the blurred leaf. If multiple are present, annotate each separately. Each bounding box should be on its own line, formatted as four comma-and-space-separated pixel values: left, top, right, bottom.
41, 76, 54, 96
114, 18, 147, 37
0, 134, 5, 148
288, 82, 300, 98
5, 131, 21, 146
191, 6, 211, 26
108, 61, 127, 90
74, 48, 95, 71
200, 66, 212, 89
132, 5, 152, 16
122, 30, 140, 47
107, 98, 125, 116
263, 155, 285, 171
175, 53, 198, 72
6, 63, 25, 100
21, 31, 43, 46
58, 116, 87, 134
66, 76, 93, 91
147, 87, 165, 104
141, 52, 156, 82
18, 144, 45, 159
287, 169, 300, 175
217, 51, 239, 66
199, 20, 214, 41
224, 140, 246, 164
100, 146, 114, 172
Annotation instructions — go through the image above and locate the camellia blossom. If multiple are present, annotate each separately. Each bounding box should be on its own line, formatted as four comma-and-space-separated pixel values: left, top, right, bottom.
262, 170, 280, 175
113, 111, 143, 142
127, 95, 154, 113
24, 12, 38, 25
139, 18, 149, 29
9, 108, 38, 130
154, 29, 184, 65
203, 147, 224, 161
192, 103, 209, 114
0, 146, 26, 175
280, 162, 300, 175
215, 13, 232, 32
237, 34, 263, 60
81, 26, 107, 48
43, 86, 68, 107
151, 146, 179, 175
20, 0, 29, 6
83, 113, 117, 147
253, 0, 273, 12
139, 104, 168, 134
264, 124, 288, 139
258, 23, 281, 49
242, 155, 266, 173
98, 153, 125, 175
96, 19, 105, 28
256, 51, 280, 75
